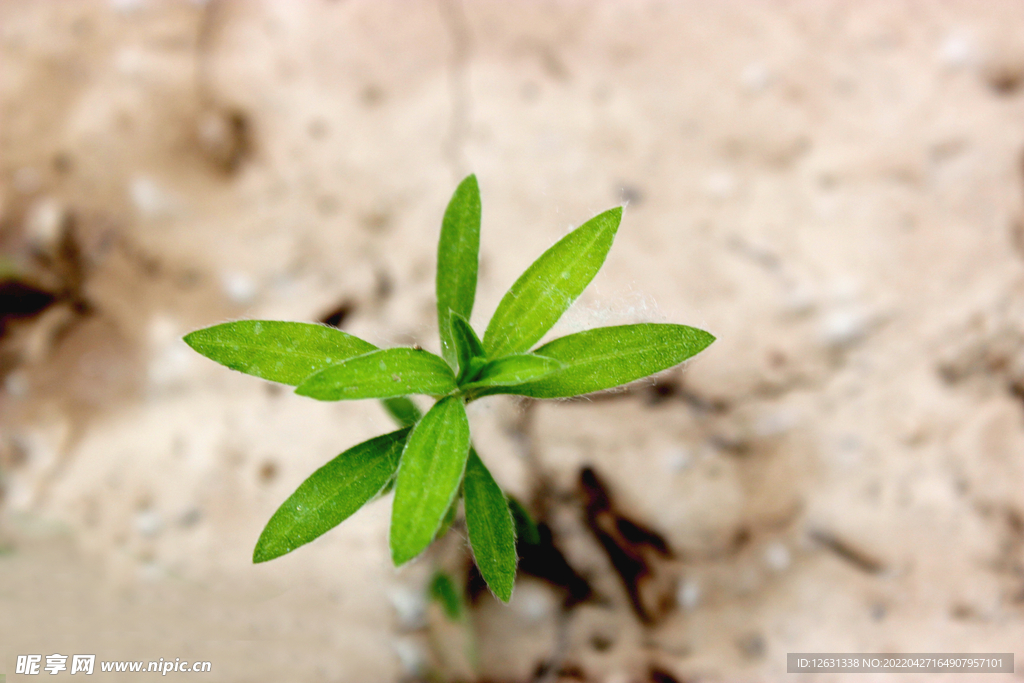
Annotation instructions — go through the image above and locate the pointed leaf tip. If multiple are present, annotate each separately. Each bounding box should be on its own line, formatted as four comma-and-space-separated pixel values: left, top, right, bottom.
437, 175, 482, 369
464, 450, 517, 602
185, 320, 377, 386
390, 396, 471, 565
486, 323, 715, 399
252, 427, 410, 563
483, 207, 622, 357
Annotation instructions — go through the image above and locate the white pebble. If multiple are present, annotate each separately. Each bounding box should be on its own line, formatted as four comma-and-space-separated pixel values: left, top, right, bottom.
113, 47, 146, 77
129, 176, 175, 220
135, 509, 164, 538
820, 309, 870, 349
24, 197, 65, 251
661, 447, 692, 473
221, 272, 257, 304
740, 62, 772, 92
938, 32, 977, 68
754, 410, 798, 438
387, 585, 426, 630
763, 541, 791, 572
110, 0, 146, 12
391, 637, 427, 676
705, 171, 738, 199
510, 581, 555, 623
677, 578, 701, 611
781, 284, 816, 316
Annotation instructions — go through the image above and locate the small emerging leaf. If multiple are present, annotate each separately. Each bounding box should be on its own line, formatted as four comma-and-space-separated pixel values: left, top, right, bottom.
381, 397, 423, 428
449, 311, 485, 383
253, 428, 410, 563
483, 207, 622, 357
501, 323, 715, 399
184, 321, 376, 385
391, 396, 471, 565
296, 348, 456, 401
464, 449, 517, 602
437, 175, 482, 369
462, 353, 562, 391
428, 571, 464, 621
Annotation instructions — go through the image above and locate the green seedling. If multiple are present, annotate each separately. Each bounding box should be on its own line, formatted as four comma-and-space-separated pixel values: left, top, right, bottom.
183, 175, 714, 602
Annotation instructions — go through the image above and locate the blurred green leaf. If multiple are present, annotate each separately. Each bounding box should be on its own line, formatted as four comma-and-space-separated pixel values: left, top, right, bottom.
390, 397, 470, 565
508, 496, 540, 547
483, 207, 621, 357
296, 349, 456, 401
428, 570, 464, 621
184, 321, 376, 386
253, 428, 410, 563
437, 175, 481, 369
463, 449, 517, 602
381, 396, 423, 428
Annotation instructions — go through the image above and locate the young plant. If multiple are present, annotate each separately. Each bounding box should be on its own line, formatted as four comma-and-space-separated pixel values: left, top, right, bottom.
183, 176, 714, 602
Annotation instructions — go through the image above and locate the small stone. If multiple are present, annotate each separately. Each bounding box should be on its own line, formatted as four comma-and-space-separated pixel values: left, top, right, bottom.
705, 171, 738, 199
388, 585, 426, 630
178, 507, 202, 528
392, 637, 427, 676
754, 410, 798, 438
740, 62, 772, 92
110, 0, 146, 12
221, 271, 257, 304
135, 509, 164, 538
24, 197, 66, 251
661, 447, 693, 473
781, 284, 816, 316
677, 578, 701, 611
147, 317, 192, 390
129, 176, 176, 220
820, 309, 871, 349
938, 33, 977, 68
763, 541, 791, 572
509, 580, 555, 623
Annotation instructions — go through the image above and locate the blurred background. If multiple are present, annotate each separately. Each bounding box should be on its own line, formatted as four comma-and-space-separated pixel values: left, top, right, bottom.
2, 1, 1024, 681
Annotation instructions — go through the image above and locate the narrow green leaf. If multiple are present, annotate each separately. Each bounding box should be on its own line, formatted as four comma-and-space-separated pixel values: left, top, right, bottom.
253, 428, 410, 563
381, 397, 423, 428
390, 397, 470, 565
449, 311, 485, 383
508, 496, 540, 547
483, 207, 622, 357
184, 321, 377, 385
462, 353, 563, 391
295, 349, 456, 401
437, 175, 482, 368
428, 571, 464, 621
492, 323, 715, 399
463, 449, 517, 602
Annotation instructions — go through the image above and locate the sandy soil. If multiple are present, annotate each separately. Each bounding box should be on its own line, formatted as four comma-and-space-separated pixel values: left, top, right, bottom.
2, 1, 1024, 681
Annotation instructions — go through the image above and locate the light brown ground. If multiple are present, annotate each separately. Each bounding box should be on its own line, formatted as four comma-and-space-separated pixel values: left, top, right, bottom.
2, 1, 1024, 681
